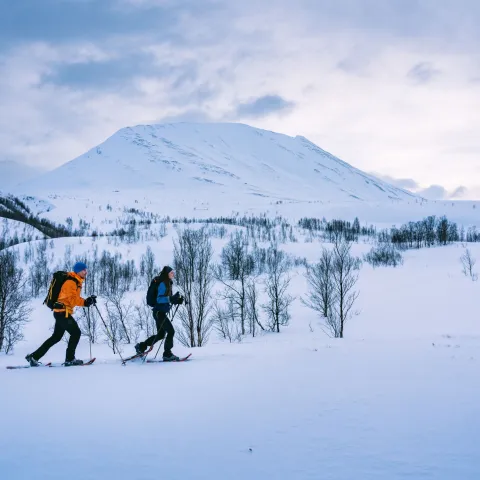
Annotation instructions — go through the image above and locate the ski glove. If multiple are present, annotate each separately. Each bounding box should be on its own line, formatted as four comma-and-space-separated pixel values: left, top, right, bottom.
84, 295, 97, 307
169, 292, 184, 305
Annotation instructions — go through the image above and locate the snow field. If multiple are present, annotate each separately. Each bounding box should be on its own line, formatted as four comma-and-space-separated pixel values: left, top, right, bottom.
1, 235, 480, 479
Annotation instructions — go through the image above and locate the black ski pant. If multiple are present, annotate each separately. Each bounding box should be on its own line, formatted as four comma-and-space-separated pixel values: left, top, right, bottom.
31, 312, 81, 362
138, 311, 174, 354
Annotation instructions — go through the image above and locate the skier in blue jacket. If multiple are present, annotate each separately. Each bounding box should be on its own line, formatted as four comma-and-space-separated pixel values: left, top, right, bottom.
135, 266, 184, 361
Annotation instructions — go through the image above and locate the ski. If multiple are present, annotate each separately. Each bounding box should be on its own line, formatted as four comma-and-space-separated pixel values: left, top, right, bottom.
58, 358, 96, 367
146, 353, 192, 363
6, 362, 52, 370
121, 346, 154, 365
7, 358, 96, 369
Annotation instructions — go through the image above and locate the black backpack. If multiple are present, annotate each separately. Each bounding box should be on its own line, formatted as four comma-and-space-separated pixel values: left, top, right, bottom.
146, 276, 162, 307
44, 271, 79, 310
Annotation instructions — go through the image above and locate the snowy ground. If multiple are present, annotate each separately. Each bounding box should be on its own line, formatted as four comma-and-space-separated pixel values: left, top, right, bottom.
1, 239, 480, 479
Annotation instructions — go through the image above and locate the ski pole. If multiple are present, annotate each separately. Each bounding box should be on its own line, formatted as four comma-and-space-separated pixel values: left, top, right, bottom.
152, 339, 165, 361
94, 302, 125, 363
82, 309, 92, 360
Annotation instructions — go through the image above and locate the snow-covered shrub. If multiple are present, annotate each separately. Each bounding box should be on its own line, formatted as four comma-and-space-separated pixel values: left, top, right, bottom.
460, 248, 478, 281
364, 243, 403, 268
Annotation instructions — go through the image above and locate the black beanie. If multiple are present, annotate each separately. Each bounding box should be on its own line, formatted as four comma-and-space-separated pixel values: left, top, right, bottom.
162, 266, 173, 274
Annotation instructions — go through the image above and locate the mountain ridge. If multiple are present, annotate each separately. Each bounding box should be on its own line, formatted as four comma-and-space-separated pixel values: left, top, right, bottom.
16, 122, 419, 205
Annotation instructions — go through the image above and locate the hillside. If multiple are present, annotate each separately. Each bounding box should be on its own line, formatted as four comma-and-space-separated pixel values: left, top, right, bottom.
0, 193, 73, 239
0, 218, 45, 249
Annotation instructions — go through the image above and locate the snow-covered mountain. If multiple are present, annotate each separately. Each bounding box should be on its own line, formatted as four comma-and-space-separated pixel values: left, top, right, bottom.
17, 122, 418, 204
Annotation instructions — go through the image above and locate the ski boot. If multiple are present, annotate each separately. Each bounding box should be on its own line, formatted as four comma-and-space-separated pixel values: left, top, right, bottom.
163, 351, 180, 362
64, 358, 84, 366
135, 343, 144, 355
25, 354, 41, 367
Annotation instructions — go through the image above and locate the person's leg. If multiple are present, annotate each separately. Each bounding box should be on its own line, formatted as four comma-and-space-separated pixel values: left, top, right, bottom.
143, 330, 166, 348
136, 311, 167, 352
161, 317, 175, 355
64, 316, 82, 362
29, 313, 67, 360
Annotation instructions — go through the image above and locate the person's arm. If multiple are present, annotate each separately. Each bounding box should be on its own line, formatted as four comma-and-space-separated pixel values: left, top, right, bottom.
59, 280, 86, 308
74, 283, 86, 307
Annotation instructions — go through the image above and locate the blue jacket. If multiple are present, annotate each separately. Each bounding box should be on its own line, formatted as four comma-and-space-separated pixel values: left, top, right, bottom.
154, 281, 171, 313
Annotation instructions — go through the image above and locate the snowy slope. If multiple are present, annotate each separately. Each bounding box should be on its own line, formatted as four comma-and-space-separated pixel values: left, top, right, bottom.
0, 218, 45, 245
17, 122, 418, 204
1, 235, 480, 479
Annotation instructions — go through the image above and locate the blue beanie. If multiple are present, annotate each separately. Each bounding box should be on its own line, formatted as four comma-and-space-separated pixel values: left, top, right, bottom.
73, 262, 87, 273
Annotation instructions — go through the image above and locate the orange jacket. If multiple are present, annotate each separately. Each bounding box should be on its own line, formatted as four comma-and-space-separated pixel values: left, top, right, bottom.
53, 272, 86, 317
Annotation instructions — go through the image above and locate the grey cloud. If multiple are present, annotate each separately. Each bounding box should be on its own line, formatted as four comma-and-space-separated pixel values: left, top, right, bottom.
3, 0, 480, 56
41, 54, 206, 100
450, 186, 468, 198
0, 0, 168, 48
235, 95, 295, 118
290, 0, 480, 50
157, 109, 213, 124
374, 172, 478, 200
337, 58, 366, 75
335, 42, 380, 76
417, 185, 448, 200
169, 84, 217, 108
0, 0, 218, 52
407, 62, 441, 84
42, 52, 158, 91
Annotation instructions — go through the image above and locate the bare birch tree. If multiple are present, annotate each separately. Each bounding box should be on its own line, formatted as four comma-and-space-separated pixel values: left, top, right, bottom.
104, 290, 135, 344
140, 246, 158, 287
173, 227, 214, 347
302, 248, 335, 320
215, 230, 254, 335
460, 248, 478, 281
246, 278, 264, 337
0, 250, 31, 353
212, 299, 242, 343
262, 245, 294, 332
133, 299, 156, 339
100, 303, 122, 354
329, 238, 361, 338
78, 305, 100, 345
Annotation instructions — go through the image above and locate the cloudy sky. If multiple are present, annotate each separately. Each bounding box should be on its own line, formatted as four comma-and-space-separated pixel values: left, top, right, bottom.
1, 0, 479, 198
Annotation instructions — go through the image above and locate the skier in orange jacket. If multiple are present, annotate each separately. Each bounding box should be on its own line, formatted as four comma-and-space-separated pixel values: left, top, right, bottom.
26, 262, 96, 366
